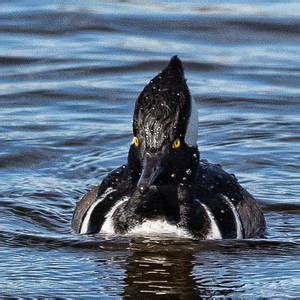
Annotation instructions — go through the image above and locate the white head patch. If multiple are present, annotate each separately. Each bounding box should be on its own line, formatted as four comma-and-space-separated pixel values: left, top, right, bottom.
184, 97, 198, 146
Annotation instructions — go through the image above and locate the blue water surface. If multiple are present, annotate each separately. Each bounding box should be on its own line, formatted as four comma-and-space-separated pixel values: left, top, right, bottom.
0, 0, 299, 297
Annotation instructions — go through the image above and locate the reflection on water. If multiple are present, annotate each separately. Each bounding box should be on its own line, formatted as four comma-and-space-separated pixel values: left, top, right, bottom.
0, 0, 299, 297
123, 239, 199, 297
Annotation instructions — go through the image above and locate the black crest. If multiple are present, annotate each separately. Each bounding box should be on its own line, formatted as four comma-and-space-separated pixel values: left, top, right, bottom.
133, 56, 191, 149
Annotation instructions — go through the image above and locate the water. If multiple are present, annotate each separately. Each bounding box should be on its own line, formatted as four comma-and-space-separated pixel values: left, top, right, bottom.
0, 0, 299, 297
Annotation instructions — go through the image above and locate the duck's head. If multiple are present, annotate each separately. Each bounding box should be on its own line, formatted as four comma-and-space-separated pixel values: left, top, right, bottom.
128, 56, 199, 194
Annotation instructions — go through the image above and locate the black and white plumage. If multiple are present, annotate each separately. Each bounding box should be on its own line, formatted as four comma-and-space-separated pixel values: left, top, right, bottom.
72, 56, 265, 239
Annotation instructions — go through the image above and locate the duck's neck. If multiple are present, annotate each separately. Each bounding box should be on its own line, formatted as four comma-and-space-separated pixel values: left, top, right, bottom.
127, 145, 200, 190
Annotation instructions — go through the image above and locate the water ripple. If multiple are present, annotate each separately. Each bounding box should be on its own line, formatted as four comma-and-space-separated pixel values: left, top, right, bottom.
0, 0, 299, 297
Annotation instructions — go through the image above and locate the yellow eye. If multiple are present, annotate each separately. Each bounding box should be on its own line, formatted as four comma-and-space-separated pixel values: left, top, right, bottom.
132, 136, 139, 147
172, 138, 181, 149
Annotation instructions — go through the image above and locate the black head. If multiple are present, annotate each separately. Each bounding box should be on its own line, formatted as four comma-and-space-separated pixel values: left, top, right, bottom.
128, 56, 199, 193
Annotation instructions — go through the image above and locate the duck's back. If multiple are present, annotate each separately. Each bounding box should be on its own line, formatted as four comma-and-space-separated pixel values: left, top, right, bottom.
194, 160, 265, 238
71, 165, 135, 234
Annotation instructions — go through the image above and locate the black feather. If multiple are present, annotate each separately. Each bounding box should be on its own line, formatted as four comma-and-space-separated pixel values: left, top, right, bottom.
133, 56, 191, 149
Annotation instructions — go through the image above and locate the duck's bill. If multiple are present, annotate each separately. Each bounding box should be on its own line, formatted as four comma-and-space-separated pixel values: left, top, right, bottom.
137, 155, 162, 194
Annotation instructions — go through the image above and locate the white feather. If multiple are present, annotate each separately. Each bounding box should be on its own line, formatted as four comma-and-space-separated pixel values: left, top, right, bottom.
80, 187, 116, 234
197, 200, 222, 239
222, 195, 243, 239
184, 97, 198, 146
127, 219, 192, 238
101, 197, 128, 234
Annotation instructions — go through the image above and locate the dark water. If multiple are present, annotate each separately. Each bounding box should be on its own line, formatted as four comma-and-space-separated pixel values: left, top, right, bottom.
1, 0, 300, 297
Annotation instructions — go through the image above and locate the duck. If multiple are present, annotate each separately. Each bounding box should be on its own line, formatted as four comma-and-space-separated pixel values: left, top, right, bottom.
72, 56, 266, 239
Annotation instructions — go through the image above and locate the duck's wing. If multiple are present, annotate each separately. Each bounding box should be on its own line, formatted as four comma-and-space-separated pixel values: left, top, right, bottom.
195, 160, 266, 238
71, 165, 133, 234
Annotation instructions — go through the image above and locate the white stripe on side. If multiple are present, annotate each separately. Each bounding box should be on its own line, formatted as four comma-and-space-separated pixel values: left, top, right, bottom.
184, 96, 198, 146
101, 197, 129, 234
196, 200, 222, 239
222, 195, 243, 239
80, 187, 116, 234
